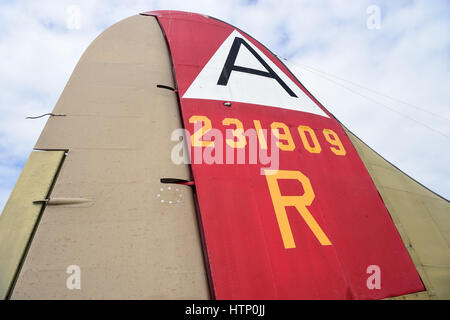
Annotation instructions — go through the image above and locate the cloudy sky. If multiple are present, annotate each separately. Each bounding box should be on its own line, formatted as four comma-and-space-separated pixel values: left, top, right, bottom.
0, 0, 449, 211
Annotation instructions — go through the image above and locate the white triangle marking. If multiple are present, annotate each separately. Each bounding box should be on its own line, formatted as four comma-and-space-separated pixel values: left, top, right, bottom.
182, 30, 329, 118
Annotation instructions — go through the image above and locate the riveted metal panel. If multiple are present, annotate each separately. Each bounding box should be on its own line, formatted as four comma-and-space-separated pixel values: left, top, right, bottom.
11, 15, 209, 299
145, 10, 424, 300
345, 128, 450, 300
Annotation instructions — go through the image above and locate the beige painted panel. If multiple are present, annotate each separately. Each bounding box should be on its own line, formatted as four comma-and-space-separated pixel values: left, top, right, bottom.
11, 15, 209, 299
422, 198, 450, 246
387, 291, 430, 300
345, 128, 450, 300
0, 151, 65, 299
422, 266, 450, 298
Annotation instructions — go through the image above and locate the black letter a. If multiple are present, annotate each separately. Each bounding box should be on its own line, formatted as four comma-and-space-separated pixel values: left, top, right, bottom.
217, 37, 297, 98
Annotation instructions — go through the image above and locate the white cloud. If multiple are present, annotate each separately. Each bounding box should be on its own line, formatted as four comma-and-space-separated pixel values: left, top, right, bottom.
0, 0, 449, 213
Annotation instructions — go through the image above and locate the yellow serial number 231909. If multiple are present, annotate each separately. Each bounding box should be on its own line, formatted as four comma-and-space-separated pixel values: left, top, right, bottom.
189, 115, 347, 156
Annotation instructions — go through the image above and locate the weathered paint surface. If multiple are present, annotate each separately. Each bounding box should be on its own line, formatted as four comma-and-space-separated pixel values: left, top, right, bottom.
346, 128, 450, 300
145, 10, 425, 299
1, 10, 447, 300
10, 15, 209, 299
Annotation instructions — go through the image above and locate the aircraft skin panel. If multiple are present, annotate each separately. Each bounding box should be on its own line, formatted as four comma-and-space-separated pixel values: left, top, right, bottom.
1, 10, 447, 300
345, 129, 450, 300
0, 151, 65, 299
9, 15, 209, 299
145, 10, 425, 299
